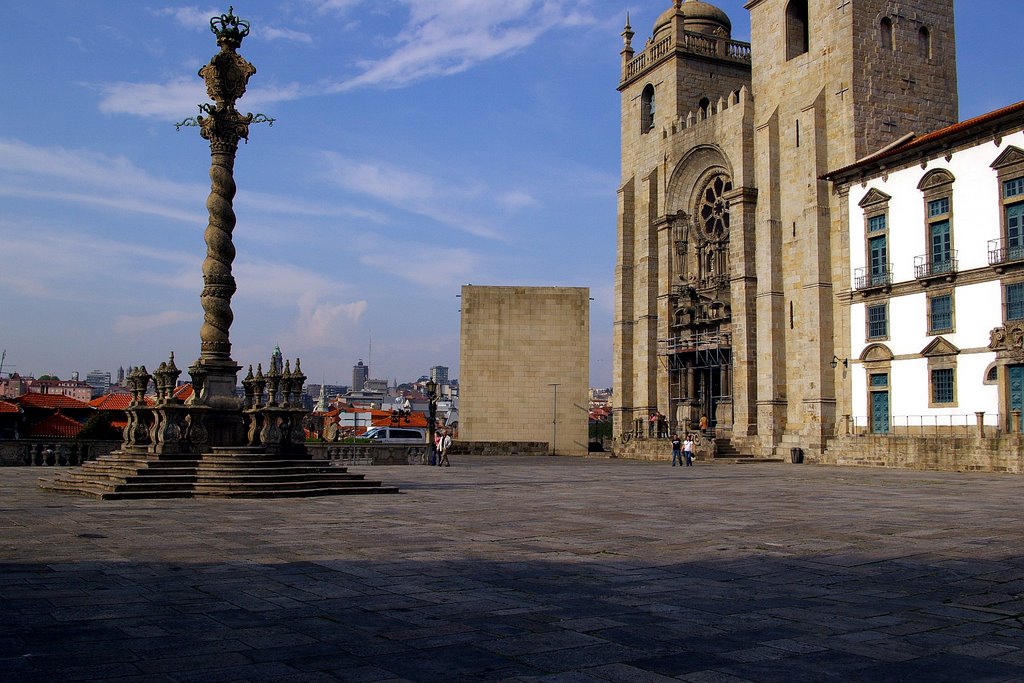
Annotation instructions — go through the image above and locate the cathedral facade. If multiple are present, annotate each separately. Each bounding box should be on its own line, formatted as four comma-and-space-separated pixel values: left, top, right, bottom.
613, 0, 957, 456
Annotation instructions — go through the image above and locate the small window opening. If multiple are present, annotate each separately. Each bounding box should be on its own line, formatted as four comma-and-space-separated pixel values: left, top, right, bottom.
880, 17, 893, 51
698, 97, 710, 118
641, 84, 656, 134
785, 0, 809, 60
795, 119, 800, 147
918, 26, 932, 59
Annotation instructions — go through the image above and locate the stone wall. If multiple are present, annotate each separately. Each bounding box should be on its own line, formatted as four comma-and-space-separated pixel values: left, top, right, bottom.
459, 286, 589, 456
0, 439, 122, 466
449, 441, 550, 458
820, 434, 1024, 473
306, 443, 426, 466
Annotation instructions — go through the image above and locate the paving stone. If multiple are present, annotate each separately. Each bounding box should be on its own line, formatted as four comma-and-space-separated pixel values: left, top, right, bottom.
3, 458, 1024, 681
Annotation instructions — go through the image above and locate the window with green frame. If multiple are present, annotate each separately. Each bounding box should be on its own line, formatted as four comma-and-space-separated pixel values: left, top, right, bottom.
931, 367, 954, 404
928, 294, 952, 333
867, 303, 888, 339
1007, 282, 1024, 321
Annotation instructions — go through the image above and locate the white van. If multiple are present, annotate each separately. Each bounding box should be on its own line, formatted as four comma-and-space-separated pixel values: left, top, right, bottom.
360, 426, 427, 444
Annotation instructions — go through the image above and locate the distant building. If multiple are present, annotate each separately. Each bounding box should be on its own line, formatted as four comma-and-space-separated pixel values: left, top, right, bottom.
460, 285, 589, 456
430, 366, 449, 386
363, 378, 389, 394
352, 360, 368, 392
271, 345, 284, 374
85, 370, 111, 397
29, 378, 92, 402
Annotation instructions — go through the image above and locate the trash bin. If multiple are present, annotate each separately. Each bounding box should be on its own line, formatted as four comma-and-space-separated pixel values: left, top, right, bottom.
790, 447, 803, 464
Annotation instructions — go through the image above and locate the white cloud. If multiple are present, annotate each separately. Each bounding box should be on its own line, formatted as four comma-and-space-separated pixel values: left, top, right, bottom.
154, 6, 224, 31
114, 310, 199, 333
320, 152, 503, 239
95, 77, 303, 120
292, 292, 368, 347
358, 242, 482, 288
263, 26, 315, 44
333, 0, 595, 91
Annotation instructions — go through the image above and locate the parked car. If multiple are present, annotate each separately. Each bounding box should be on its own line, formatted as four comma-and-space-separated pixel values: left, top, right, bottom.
360, 426, 427, 444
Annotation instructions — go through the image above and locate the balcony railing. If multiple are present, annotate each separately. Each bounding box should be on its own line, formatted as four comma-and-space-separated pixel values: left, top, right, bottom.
988, 237, 1024, 266
854, 264, 892, 290
914, 251, 957, 279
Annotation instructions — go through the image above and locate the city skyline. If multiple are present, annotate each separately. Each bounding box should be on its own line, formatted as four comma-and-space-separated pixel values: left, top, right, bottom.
1, 1, 1021, 388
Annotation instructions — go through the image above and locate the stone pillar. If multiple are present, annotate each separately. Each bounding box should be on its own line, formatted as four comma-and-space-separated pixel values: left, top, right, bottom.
975, 411, 986, 438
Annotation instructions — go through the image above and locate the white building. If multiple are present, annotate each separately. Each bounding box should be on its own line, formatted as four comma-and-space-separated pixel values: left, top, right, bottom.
826, 100, 1024, 439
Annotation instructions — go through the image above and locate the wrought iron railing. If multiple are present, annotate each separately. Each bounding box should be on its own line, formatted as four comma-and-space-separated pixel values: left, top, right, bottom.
988, 237, 1024, 266
914, 251, 957, 279
854, 264, 893, 289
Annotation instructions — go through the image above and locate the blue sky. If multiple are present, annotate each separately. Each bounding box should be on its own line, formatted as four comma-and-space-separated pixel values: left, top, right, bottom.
0, 1, 1021, 389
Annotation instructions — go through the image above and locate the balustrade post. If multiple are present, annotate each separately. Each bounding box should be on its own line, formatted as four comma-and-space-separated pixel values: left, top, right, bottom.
1013, 410, 1022, 435
975, 412, 986, 438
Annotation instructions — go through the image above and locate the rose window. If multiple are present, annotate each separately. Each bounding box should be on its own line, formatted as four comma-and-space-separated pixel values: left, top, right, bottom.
698, 174, 732, 238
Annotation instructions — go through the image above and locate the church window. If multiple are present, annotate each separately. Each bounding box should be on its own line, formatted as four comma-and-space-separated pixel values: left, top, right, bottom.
931, 368, 954, 405
927, 293, 953, 335
867, 303, 888, 340
641, 84, 655, 134
697, 174, 732, 238
919, 26, 932, 59
868, 215, 886, 233
785, 0, 809, 60
880, 17, 894, 51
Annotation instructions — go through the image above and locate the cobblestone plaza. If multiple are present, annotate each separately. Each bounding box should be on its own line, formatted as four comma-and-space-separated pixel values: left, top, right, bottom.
3, 457, 1024, 681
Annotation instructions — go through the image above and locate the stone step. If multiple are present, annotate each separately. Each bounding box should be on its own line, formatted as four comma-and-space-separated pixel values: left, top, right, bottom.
39, 449, 398, 499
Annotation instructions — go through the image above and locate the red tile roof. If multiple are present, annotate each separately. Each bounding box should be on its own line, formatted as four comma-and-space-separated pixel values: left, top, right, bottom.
173, 384, 194, 401
824, 99, 1024, 179
25, 411, 83, 438
0, 400, 20, 414
13, 393, 92, 410
90, 393, 154, 410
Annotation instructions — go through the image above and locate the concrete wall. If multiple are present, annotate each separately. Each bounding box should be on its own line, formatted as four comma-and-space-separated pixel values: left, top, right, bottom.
459, 286, 589, 456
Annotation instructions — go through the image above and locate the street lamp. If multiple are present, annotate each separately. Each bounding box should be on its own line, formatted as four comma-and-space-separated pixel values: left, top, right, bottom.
830, 355, 849, 370
549, 383, 560, 456
425, 379, 438, 465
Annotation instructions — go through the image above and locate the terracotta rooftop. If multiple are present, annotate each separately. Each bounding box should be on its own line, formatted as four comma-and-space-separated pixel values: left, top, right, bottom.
14, 393, 93, 411
25, 411, 84, 438
0, 400, 21, 414
824, 99, 1024, 179
90, 393, 154, 410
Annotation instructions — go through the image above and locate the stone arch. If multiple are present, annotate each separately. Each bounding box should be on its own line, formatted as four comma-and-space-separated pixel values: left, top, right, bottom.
641, 83, 656, 134
665, 145, 733, 216
785, 0, 809, 60
860, 343, 894, 363
917, 168, 955, 191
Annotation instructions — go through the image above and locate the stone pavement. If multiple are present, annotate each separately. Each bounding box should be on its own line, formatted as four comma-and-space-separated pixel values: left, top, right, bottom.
2, 456, 1024, 682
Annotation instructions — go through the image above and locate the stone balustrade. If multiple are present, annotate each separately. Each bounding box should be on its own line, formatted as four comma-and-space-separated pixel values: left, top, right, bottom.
623, 31, 751, 83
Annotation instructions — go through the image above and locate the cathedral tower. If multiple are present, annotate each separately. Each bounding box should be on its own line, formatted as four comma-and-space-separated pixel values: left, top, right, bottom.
613, 0, 958, 457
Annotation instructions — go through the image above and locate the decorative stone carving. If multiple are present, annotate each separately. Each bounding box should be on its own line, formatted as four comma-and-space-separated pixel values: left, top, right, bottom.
990, 322, 1024, 361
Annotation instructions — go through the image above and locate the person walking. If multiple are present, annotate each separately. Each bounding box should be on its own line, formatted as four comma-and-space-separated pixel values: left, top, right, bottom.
438, 430, 452, 467
683, 434, 695, 467
671, 434, 683, 466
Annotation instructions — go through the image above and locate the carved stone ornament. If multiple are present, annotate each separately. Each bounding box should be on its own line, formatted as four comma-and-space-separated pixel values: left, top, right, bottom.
990, 322, 1024, 360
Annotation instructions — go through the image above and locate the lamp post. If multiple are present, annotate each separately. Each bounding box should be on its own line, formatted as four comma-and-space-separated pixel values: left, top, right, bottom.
426, 379, 438, 465
549, 383, 560, 456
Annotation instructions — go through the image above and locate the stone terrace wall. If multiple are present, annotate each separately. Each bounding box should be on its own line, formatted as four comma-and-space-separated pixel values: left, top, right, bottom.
820, 435, 1024, 473
449, 442, 550, 457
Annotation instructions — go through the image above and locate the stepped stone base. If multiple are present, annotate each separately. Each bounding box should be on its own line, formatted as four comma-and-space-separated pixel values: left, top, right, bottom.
38, 448, 399, 500
712, 439, 783, 464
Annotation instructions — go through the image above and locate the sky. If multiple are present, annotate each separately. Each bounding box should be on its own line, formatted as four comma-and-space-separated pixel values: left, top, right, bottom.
1, 1, 1022, 390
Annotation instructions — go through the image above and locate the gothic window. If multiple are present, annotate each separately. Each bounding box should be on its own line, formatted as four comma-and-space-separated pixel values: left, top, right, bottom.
880, 17, 894, 52
785, 0, 809, 60
919, 26, 932, 59
641, 84, 655, 134
698, 174, 732, 238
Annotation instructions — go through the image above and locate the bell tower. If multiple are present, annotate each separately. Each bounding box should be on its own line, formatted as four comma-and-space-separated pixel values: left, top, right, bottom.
744, 0, 957, 455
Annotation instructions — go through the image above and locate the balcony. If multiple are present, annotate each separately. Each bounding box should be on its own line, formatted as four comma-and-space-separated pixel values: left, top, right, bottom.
854, 264, 892, 290
913, 251, 957, 281
988, 237, 1024, 267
